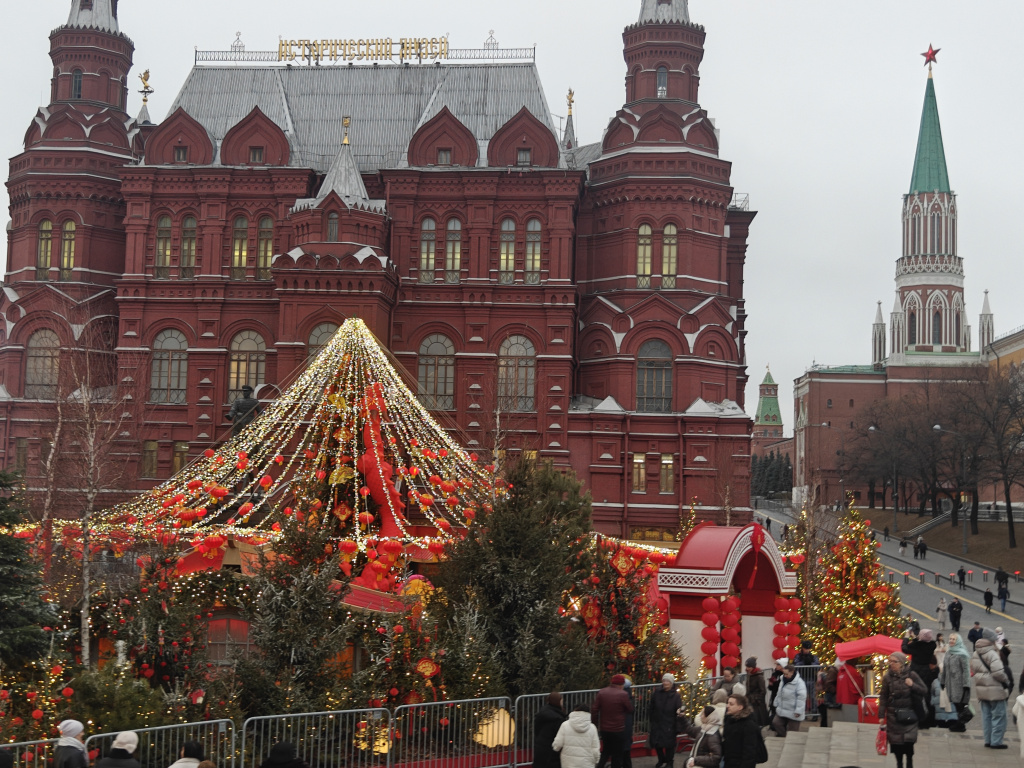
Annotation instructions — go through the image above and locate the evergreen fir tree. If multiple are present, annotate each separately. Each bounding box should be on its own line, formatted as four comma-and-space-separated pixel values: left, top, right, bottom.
0, 471, 54, 670
431, 461, 605, 698
805, 508, 901, 662
750, 455, 763, 497
782, 454, 794, 493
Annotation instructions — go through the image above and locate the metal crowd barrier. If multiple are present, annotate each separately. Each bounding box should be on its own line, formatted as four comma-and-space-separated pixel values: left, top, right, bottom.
240, 709, 390, 768
391, 696, 514, 768
0, 739, 59, 768
85, 719, 235, 768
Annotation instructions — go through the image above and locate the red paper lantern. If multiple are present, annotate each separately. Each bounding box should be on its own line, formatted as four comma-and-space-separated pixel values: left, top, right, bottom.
700, 627, 720, 642
787, 623, 801, 636
701, 597, 719, 612
773, 624, 788, 636
772, 649, 787, 660
789, 598, 803, 611
721, 597, 739, 613
701, 612, 719, 627
721, 612, 740, 627
774, 611, 788, 623
721, 642, 740, 657
701, 655, 718, 670
772, 636, 788, 649
700, 641, 719, 656
721, 627, 740, 644
722, 656, 739, 669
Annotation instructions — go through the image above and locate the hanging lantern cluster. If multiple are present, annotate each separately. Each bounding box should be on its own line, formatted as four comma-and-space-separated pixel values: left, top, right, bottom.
699, 597, 722, 674
719, 595, 742, 669
772, 595, 803, 660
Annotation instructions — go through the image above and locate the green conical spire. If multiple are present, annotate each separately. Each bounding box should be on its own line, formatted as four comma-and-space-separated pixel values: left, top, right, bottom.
909, 74, 951, 195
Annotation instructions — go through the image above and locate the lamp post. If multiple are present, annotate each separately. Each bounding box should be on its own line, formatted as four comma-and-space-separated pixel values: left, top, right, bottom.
933, 424, 969, 556
868, 425, 899, 532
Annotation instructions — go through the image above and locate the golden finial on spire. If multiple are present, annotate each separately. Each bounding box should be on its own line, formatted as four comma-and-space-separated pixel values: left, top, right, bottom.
567, 88, 575, 116
138, 69, 154, 105
343, 116, 351, 145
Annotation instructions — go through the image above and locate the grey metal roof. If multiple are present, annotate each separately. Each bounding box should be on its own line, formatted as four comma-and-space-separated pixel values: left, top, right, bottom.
168, 63, 556, 173
637, 0, 690, 24
566, 142, 603, 175
64, 0, 120, 34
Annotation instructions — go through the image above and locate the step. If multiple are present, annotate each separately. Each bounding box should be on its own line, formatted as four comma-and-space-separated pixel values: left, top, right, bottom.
799, 726, 833, 768
762, 729, 788, 768
771, 730, 806, 768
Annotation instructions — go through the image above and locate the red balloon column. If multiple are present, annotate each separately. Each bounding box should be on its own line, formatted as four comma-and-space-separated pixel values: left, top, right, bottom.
699, 596, 721, 673
771, 596, 791, 661
786, 597, 803, 660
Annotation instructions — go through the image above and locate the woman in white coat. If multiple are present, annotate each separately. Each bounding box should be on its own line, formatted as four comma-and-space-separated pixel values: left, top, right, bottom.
552, 704, 601, 768
770, 665, 807, 736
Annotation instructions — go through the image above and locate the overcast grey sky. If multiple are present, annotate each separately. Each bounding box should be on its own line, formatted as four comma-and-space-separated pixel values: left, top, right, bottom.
5, 1, 1024, 431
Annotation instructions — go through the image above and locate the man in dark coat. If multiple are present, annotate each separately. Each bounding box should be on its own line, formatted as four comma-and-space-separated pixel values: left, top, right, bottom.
533, 691, 567, 768
947, 598, 963, 631
591, 674, 634, 768
967, 621, 984, 649
984, 589, 994, 614
721, 694, 761, 768
648, 674, 682, 768
957, 566, 966, 589
227, 384, 262, 436
743, 658, 770, 727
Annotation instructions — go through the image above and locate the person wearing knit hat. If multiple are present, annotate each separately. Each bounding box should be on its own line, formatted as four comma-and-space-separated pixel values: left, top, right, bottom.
96, 732, 141, 768
743, 657, 769, 727
54, 721, 88, 768
972, 626, 1011, 749
590, 674, 634, 768
880, 652, 926, 768
649, 672, 682, 768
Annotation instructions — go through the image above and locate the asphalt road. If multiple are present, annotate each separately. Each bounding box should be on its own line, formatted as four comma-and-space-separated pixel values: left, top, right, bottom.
758, 504, 1024, 668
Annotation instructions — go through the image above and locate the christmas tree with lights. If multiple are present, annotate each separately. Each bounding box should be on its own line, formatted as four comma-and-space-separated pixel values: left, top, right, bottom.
804, 507, 901, 663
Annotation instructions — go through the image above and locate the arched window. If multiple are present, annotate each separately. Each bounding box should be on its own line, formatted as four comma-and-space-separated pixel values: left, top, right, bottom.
257, 217, 273, 280
498, 335, 535, 412
656, 67, 668, 99
327, 212, 339, 243
231, 216, 248, 279
525, 218, 542, 284
445, 219, 462, 284
498, 218, 515, 284
60, 221, 76, 281
955, 312, 962, 347
417, 334, 455, 410
150, 329, 188, 404
229, 331, 266, 400
908, 310, 917, 345
181, 216, 197, 278
307, 322, 339, 362
36, 220, 52, 280
930, 212, 941, 254
911, 215, 919, 255
419, 218, 436, 283
25, 329, 60, 400
662, 224, 678, 288
72, 69, 83, 100
932, 311, 942, 346
155, 215, 172, 279
636, 340, 672, 413
637, 225, 652, 288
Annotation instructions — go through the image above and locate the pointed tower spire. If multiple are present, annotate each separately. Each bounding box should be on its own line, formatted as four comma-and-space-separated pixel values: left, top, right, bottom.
909, 69, 951, 194
563, 89, 577, 150
979, 289, 995, 351
318, 117, 370, 206
753, 366, 784, 445
873, 301, 887, 368
638, 0, 690, 24
66, 0, 120, 34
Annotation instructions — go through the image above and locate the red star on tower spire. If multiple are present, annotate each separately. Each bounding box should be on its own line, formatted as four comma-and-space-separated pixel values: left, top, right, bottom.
921, 44, 940, 70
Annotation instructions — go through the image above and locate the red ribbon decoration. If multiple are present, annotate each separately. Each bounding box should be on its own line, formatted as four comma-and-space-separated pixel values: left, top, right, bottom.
747, 525, 766, 589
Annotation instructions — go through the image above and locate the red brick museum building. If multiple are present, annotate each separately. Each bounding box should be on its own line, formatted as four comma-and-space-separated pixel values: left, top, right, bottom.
0, 0, 757, 538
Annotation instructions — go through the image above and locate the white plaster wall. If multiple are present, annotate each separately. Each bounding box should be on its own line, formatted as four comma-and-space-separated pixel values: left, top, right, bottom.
741, 615, 777, 671
670, 618, 712, 678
